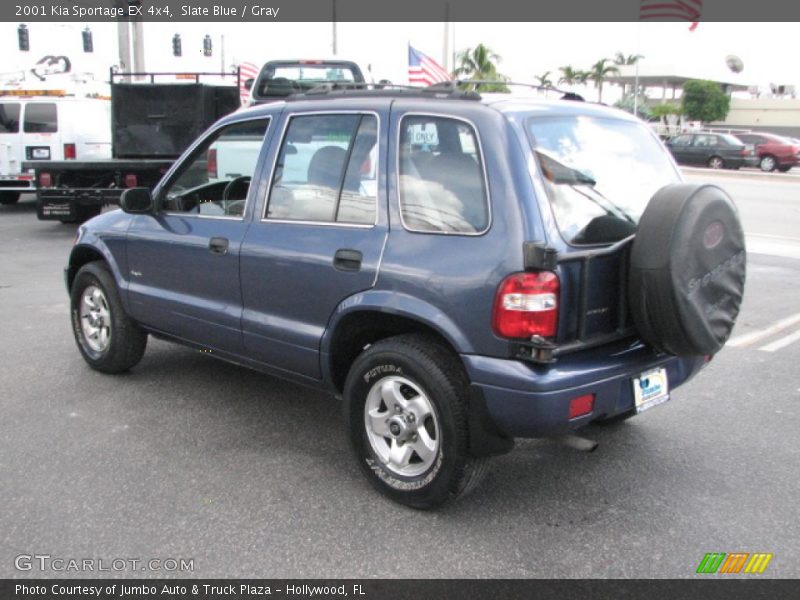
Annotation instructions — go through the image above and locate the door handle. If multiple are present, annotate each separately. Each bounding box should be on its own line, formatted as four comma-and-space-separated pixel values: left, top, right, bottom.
209, 236, 229, 255
333, 249, 362, 272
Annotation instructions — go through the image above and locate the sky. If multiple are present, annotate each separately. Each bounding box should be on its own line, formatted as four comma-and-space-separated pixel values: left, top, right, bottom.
1, 21, 797, 102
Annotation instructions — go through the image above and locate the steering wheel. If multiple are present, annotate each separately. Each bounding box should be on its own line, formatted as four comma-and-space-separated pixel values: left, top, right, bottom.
222, 176, 252, 201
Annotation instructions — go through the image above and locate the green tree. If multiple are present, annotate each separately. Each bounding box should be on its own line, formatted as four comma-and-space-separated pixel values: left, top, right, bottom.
650, 102, 682, 118
558, 66, 588, 87
681, 80, 731, 123
587, 58, 620, 103
613, 52, 644, 66
534, 71, 554, 88
453, 43, 509, 92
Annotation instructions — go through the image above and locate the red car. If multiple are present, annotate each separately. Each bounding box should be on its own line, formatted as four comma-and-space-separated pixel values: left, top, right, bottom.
737, 132, 800, 172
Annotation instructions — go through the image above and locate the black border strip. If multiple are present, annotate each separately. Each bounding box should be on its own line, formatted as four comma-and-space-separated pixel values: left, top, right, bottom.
3, 0, 800, 22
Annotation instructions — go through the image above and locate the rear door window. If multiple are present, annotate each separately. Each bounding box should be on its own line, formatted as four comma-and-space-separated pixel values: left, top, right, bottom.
266, 113, 378, 225
23, 103, 58, 133
398, 115, 489, 234
0, 103, 21, 133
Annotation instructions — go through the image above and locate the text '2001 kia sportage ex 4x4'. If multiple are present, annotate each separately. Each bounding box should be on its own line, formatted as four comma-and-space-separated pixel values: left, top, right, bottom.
66, 84, 746, 508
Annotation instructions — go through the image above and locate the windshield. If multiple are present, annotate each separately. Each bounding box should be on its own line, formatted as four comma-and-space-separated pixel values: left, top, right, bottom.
526, 115, 680, 245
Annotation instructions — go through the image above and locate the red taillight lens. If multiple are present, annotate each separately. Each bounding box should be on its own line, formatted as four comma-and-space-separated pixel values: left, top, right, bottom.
63, 143, 76, 159
568, 394, 595, 419
124, 174, 138, 188
492, 271, 559, 339
39, 172, 52, 187
208, 148, 218, 178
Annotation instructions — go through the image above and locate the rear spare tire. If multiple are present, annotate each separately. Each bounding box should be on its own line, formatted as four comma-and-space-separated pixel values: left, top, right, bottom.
629, 184, 746, 357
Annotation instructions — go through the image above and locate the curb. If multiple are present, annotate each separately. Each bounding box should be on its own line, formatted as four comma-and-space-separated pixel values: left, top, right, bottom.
680, 167, 800, 182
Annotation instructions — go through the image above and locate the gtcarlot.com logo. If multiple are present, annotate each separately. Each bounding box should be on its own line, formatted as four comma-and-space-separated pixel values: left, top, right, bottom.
696, 552, 773, 574
14, 554, 194, 573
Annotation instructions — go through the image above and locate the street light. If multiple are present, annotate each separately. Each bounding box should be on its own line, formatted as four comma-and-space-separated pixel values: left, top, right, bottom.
172, 33, 182, 57
203, 35, 213, 57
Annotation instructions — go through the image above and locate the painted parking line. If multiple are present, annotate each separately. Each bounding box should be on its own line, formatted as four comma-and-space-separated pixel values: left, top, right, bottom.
759, 329, 800, 353
746, 235, 800, 260
728, 312, 800, 348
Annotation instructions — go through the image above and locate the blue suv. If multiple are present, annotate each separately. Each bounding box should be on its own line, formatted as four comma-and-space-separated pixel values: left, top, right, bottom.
66, 86, 746, 508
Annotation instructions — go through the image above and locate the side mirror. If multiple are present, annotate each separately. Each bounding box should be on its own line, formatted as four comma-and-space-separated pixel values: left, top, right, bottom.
244, 78, 254, 91
120, 187, 153, 214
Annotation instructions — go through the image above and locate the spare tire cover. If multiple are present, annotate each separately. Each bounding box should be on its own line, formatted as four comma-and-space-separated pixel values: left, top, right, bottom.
629, 183, 746, 357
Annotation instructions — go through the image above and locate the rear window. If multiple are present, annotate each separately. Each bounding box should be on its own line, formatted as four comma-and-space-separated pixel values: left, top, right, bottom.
23, 103, 57, 133
0, 103, 20, 133
255, 63, 360, 98
527, 116, 679, 245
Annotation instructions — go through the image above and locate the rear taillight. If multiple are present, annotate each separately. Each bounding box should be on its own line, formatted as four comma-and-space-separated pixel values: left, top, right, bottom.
39, 172, 52, 187
124, 174, 138, 188
492, 271, 559, 339
63, 143, 76, 159
208, 148, 218, 178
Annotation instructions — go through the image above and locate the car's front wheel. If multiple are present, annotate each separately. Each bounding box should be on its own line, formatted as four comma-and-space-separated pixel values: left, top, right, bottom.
343, 334, 488, 509
70, 261, 147, 373
759, 154, 777, 172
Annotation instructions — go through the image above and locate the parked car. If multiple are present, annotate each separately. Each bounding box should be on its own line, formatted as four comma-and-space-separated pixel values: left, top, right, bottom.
65, 88, 746, 508
735, 132, 800, 172
664, 132, 757, 169
245, 59, 366, 106
0, 91, 111, 205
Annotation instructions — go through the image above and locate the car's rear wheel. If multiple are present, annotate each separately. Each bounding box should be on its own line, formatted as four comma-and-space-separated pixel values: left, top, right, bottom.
343, 334, 488, 509
759, 154, 777, 172
70, 261, 147, 373
0, 192, 20, 205
707, 156, 724, 169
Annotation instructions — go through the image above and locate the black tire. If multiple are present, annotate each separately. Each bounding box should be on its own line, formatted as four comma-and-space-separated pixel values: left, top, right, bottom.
70, 261, 147, 373
343, 334, 489, 509
0, 191, 20, 205
777, 165, 792, 173
707, 156, 724, 169
629, 184, 746, 357
759, 154, 777, 172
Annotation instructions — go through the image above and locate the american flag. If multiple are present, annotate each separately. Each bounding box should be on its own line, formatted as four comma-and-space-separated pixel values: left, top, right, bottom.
640, 0, 703, 30
237, 61, 260, 105
408, 45, 450, 87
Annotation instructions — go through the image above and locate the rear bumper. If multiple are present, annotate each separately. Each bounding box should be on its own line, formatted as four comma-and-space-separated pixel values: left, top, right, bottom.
462, 340, 706, 438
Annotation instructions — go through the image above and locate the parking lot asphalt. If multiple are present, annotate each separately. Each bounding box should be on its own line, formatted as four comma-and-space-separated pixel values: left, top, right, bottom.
1, 194, 798, 578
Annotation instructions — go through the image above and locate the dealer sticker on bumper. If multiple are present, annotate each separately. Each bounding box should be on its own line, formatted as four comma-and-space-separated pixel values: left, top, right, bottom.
633, 367, 670, 413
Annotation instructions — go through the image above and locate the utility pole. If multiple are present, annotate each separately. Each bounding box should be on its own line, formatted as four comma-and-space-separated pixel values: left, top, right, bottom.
443, 3, 450, 72
332, 0, 338, 56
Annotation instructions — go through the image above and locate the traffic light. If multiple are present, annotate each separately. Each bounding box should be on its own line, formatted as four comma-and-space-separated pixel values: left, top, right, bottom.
172, 34, 182, 57
18, 24, 29, 52
203, 35, 212, 57
82, 27, 93, 53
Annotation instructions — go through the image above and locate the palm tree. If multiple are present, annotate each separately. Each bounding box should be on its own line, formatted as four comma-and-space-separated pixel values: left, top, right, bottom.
613, 52, 644, 66
534, 71, 554, 89
558, 66, 588, 87
453, 44, 508, 91
587, 58, 620, 103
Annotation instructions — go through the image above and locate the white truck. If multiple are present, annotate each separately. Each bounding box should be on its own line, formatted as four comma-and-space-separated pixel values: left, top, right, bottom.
0, 90, 112, 205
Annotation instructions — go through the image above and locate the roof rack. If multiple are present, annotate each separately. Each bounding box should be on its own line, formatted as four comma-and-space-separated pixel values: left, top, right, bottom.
289, 81, 482, 101
430, 80, 585, 101
285, 80, 585, 103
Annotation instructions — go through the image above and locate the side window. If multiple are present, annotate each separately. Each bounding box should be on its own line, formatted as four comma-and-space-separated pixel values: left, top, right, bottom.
0, 103, 21, 133
398, 116, 489, 234
161, 119, 269, 217
671, 135, 692, 146
266, 114, 378, 225
23, 103, 57, 133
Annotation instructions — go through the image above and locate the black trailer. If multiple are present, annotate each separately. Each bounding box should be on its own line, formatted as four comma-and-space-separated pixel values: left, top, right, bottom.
27, 70, 241, 223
